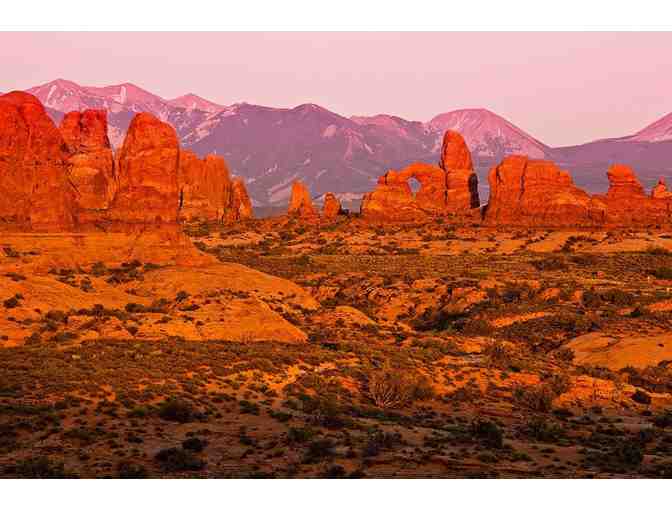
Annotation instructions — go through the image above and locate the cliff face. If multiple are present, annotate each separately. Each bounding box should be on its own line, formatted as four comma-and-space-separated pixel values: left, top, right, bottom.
0, 93, 254, 231
0, 92, 75, 231
60, 110, 117, 221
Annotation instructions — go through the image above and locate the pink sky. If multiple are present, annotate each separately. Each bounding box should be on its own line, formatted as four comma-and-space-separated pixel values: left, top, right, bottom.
2, 31, 671, 146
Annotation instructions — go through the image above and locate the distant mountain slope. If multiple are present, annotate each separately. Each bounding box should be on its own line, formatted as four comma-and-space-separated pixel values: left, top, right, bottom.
167, 93, 225, 114
623, 112, 672, 143
427, 108, 549, 160
187, 103, 437, 205
26, 79, 210, 147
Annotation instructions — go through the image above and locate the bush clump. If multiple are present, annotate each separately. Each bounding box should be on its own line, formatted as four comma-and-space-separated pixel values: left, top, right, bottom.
366, 368, 434, 409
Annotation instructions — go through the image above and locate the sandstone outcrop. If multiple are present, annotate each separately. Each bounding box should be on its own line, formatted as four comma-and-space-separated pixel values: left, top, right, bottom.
287, 181, 317, 218
361, 130, 479, 221
109, 112, 180, 223
651, 178, 672, 200
0, 91, 74, 231
440, 130, 480, 211
322, 193, 342, 219
484, 155, 597, 226
60, 110, 116, 219
595, 164, 671, 225
228, 178, 254, 221
179, 151, 233, 221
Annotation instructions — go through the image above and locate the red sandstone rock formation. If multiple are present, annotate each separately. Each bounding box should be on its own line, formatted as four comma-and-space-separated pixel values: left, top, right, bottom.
228, 178, 254, 221
484, 155, 597, 226
361, 130, 479, 221
652, 178, 672, 200
0, 91, 74, 231
179, 151, 234, 221
322, 193, 342, 219
440, 130, 480, 211
60, 110, 116, 218
595, 164, 671, 225
288, 181, 317, 218
109, 112, 180, 223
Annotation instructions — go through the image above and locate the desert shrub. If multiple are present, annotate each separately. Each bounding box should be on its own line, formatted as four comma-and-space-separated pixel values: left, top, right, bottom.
2, 246, 20, 258
470, 419, 504, 449
499, 313, 598, 344
154, 447, 205, 472
650, 267, 672, 280
239, 400, 260, 415
631, 389, 652, 405
287, 426, 316, 444
3, 272, 26, 282
612, 442, 644, 468
554, 347, 575, 363
531, 256, 568, 271
484, 341, 513, 369
545, 373, 571, 396
362, 431, 403, 457
653, 410, 672, 428
8, 456, 71, 478
117, 461, 148, 478
3, 295, 21, 309
182, 437, 207, 452
620, 364, 672, 393
458, 318, 494, 336
513, 384, 556, 413
303, 439, 335, 463
523, 417, 565, 443
410, 307, 466, 332
366, 368, 434, 409
157, 398, 196, 423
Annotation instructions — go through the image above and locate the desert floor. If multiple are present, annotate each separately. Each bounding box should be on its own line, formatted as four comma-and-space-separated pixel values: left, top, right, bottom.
2, 218, 672, 478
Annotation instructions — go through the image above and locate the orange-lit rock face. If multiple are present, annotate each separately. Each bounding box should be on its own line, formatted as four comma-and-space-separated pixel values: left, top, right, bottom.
228, 178, 254, 221
179, 151, 233, 221
598, 164, 671, 224
0, 91, 74, 231
60, 110, 116, 215
440, 130, 480, 211
484, 155, 596, 226
288, 181, 317, 218
361, 130, 479, 221
652, 178, 672, 200
322, 193, 342, 219
110, 112, 180, 223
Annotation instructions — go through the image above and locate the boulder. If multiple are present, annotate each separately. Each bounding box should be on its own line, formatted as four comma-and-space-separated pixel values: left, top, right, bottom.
0, 91, 74, 231
109, 112, 180, 223
60, 110, 116, 219
322, 192, 342, 219
287, 180, 317, 218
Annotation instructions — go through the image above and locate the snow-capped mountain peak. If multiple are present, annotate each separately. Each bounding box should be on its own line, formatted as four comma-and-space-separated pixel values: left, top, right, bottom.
167, 93, 226, 113
427, 108, 549, 159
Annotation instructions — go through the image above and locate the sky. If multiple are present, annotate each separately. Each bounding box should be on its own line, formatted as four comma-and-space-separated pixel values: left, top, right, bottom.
2, 31, 671, 147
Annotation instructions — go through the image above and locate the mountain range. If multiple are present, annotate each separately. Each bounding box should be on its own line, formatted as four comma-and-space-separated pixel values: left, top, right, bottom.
19, 78, 672, 206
